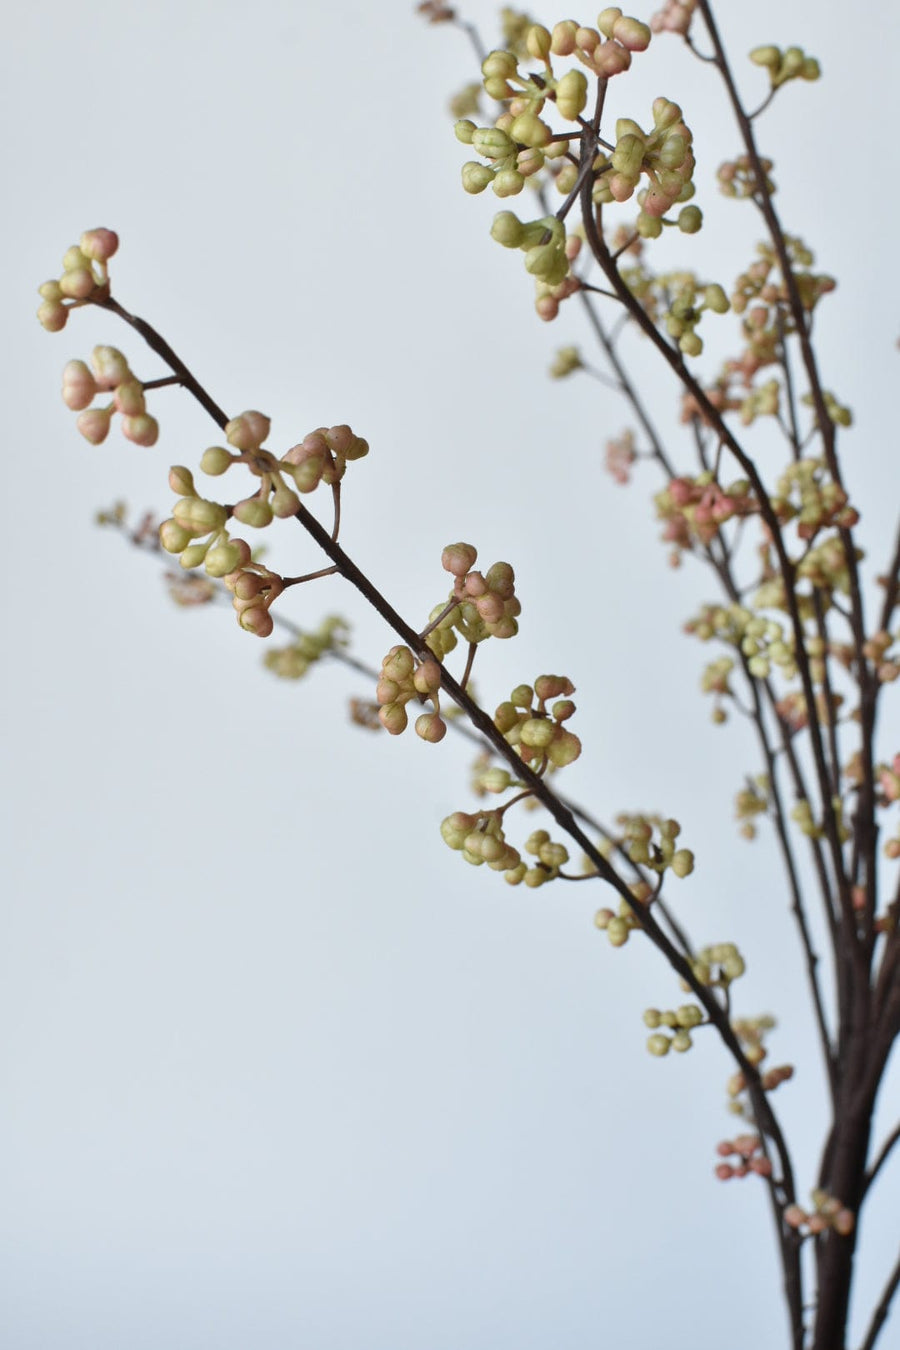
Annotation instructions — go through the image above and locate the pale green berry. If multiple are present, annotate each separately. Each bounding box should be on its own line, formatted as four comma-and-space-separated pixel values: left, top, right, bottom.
607, 917, 629, 946
678, 205, 702, 234
462, 162, 494, 194
643, 1008, 662, 1028
671, 1029, 692, 1052
647, 1034, 671, 1057
490, 212, 525, 247
201, 446, 234, 475
180, 542, 210, 570
555, 69, 587, 119
671, 848, 695, 877
454, 119, 476, 144
233, 497, 274, 528
159, 519, 192, 553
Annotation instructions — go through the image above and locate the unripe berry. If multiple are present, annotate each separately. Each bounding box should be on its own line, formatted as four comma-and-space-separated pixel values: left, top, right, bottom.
80, 227, 119, 262
462, 162, 494, 194
38, 300, 68, 331
76, 407, 112, 444
454, 119, 476, 144
61, 359, 97, 411
677, 205, 702, 234
58, 267, 96, 300
201, 446, 234, 475
647, 1033, 671, 1057
607, 916, 629, 946
555, 69, 588, 120
159, 519, 192, 553
239, 605, 274, 638
225, 410, 271, 451
415, 712, 447, 743
551, 20, 578, 55
671, 849, 694, 877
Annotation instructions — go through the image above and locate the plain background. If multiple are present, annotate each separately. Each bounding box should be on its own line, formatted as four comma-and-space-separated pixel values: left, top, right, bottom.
3, 2, 899, 1346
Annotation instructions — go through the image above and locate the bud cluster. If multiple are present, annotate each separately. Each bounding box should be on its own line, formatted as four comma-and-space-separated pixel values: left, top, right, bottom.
263, 616, 350, 680
427, 542, 521, 651
615, 813, 695, 878
61, 346, 159, 448
714, 1134, 772, 1180
717, 155, 776, 200
489, 212, 582, 319
505, 827, 572, 888
791, 797, 849, 844
783, 1193, 855, 1238
686, 601, 798, 686
549, 345, 583, 379
223, 557, 285, 638
650, 0, 696, 36
655, 471, 759, 553
661, 277, 730, 356
440, 808, 522, 874
593, 100, 699, 237
644, 1001, 704, 1055
773, 459, 859, 542
687, 942, 746, 990
493, 675, 582, 770
604, 428, 638, 484
593, 880, 653, 947
37, 228, 119, 332
735, 777, 770, 839
749, 44, 821, 90
203, 414, 369, 508
376, 645, 447, 742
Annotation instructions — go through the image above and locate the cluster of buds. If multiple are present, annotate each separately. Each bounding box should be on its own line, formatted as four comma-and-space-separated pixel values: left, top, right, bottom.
159, 467, 246, 577
426, 543, 521, 654
796, 534, 859, 599
735, 778, 770, 840
650, 0, 696, 36
864, 632, 900, 684
440, 809, 522, 874
784, 1193, 855, 1238
732, 238, 835, 324
223, 557, 285, 637
791, 797, 849, 843
549, 346, 583, 379
604, 428, 638, 485
37, 228, 119, 331
687, 942, 746, 990
730, 1013, 776, 1069
717, 155, 776, 200
773, 459, 859, 542
593, 101, 698, 236
490, 211, 574, 293
505, 828, 571, 888
376, 646, 446, 742
737, 378, 780, 425
692, 600, 798, 684
594, 879, 653, 947
203, 413, 369, 505
662, 279, 729, 356
547, 11, 652, 79
802, 388, 852, 429
749, 44, 821, 90
644, 1002, 704, 1055
877, 754, 900, 807
263, 617, 350, 680
655, 471, 759, 554
457, 113, 566, 200
714, 1134, 772, 1180
493, 676, 582, 770
61, 346, 159, 448
470, 759, 521, 798
615, 813, 694, 877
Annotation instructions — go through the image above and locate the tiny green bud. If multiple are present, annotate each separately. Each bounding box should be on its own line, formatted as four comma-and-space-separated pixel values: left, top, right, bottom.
647, 1033, 671, 1057
677, 205, 703, 234
201, 446, 234, 476
454, 119, 476, 144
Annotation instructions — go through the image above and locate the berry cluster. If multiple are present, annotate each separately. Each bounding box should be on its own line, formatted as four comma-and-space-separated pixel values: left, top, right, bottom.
688, 941, 746, 989
493, 675, 582, 769
655, 472, 759, 554
783, 1193, 855, 1238
440, 808, 522, 874
749, 44, 820, 90
734, 778, 770, 840
593, 100, 699, 238
376, 646, 447, 742
263, 617, 350, 680
223, 556, 285, 638
36, 228, 119, 332
593, 882, 654, 947
643, 1001, 704, 1055
61, 346, 159, 448
714, 1134, 773, 1180
425, 543, 521, 655
614, 813, 695, 877
716, 155, 776, 200
773, 459, 859, 543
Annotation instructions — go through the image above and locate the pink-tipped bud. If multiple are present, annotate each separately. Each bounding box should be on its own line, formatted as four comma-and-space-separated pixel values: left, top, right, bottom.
442, 542, 478, 577
225, 410, 271, 451
80, 228, 119, 262
121, 414, 159, 447
58, 268, 96, 300
38, 300, 68, 332
62, 359, 97, 411
239, 605, 274, 637
76, 407, 112, 445
90, 345, 131, 391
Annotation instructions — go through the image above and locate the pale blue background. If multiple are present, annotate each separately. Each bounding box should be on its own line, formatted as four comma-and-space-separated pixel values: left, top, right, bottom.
3, 2, 899, 1346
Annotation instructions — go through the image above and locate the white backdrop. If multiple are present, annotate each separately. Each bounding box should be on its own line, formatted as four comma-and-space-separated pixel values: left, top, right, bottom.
3, 2, 899, 1346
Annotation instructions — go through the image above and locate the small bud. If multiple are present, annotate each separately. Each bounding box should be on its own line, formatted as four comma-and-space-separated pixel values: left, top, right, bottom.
76, 407, 112, 445
80, 227, 119, 262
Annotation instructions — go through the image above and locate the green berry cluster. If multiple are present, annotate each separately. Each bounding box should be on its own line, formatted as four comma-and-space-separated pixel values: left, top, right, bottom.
661, 277, 729, 356
36, 228, 119, 332
749, 44, 820, 90
493, 675, 582, 769
687, 941, 746, 989
61, 346, 159, 448
376, 646, 447, 742
614, 813, 695, 877
784, 1193, 855, 1238
773, 459, 859, 542
505, 827, 572, 887
734, 777, 770, 839
716, 154, 776, 200
644, 1001, 703, 1055
593, 100, 699, 237
263, 617, 350, 679
440, 808, 522, 874
424, 543, 521, 657
593, 879, 653, 946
